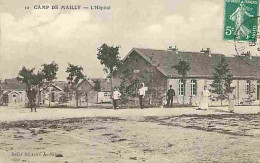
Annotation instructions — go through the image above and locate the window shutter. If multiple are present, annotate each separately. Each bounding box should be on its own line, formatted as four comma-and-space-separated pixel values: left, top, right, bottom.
194, 80, 197, 95
184, 82, 186, 96
184, 80, 186, 96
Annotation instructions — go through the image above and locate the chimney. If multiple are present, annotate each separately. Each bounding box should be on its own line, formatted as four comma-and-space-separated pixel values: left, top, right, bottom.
200, 48, 211, 57
168, 46, 178, 54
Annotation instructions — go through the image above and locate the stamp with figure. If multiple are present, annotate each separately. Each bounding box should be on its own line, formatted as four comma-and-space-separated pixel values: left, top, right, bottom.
234, 16, 260, 66
223, 0, 259, 42
234, 16, 260, 56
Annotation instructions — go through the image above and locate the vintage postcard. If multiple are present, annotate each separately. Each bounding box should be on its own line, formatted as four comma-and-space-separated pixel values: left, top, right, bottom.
0, 0, 260, 162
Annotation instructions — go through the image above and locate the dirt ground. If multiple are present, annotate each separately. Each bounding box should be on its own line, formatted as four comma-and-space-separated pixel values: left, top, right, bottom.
0, 112, 260, 163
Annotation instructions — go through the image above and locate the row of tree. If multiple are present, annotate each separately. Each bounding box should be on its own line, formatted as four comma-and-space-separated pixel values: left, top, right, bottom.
15, 43, 121, 109
15, 43, 248, 108
17, 62, 85, 109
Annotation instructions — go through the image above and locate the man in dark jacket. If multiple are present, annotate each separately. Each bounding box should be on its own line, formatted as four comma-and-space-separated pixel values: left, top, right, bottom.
27, 87, 38, 112
167, 85, 175, 107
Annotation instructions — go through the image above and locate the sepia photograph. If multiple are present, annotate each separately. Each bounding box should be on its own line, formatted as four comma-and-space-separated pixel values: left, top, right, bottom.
0, 0, 260, 162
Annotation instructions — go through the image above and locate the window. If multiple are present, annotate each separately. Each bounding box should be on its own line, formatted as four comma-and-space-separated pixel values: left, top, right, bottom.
178, 80, 184, 96
191, 80, 197, 96
104, 92, 111, 97
51, 92, 55, 102
246, 80, 250, 94
13, 94, 16, 97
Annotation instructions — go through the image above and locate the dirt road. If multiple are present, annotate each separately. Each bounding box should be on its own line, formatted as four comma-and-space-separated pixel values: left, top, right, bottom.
0, 114, 260, 163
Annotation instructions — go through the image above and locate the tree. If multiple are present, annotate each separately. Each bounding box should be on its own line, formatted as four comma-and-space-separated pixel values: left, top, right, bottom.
59, 92, 70, 106
210, 56, 234, 106
17, 67, 39, 111
63, 83, 73, 106
93, 79, 101, 92
41, 62, 59, 106
118, 78, 128, 105
33, 71, 45, 106
119, 77, 141, 106
172, 60, 191, 105
17, 67, 35, 87
97, 43, 122, 98
41, 62, 59, 82
66, 63, 85, 108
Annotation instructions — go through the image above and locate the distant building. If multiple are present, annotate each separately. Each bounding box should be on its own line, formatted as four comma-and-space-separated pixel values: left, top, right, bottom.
0, 78, 112, 107
94, 78, 112, 103
76, 78, 96, 107
113, 47, 260, 106
40, 83, 64, 106
76, 78, 111, 106
0, 78, 27, 106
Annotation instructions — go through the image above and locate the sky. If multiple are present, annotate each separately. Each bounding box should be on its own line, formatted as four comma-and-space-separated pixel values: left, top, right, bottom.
0, 0, 252, 80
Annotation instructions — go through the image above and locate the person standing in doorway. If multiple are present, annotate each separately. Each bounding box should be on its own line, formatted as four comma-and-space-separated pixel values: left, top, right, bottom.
113, 87, 121, 110
167, 85, 175, 107
138, 83, 146, 109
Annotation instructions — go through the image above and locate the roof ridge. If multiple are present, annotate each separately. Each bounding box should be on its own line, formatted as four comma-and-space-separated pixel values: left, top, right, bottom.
135, 47, 260, 58
133, 47, 225, 56
127, 47, 260, 79
133, 47, 169, 51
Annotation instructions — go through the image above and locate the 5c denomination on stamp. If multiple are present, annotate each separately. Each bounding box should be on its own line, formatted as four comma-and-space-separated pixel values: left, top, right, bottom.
223, 0, 259, 42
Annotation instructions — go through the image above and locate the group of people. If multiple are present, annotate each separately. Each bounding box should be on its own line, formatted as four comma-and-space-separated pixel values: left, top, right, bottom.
112, 83, 176, 109
112, 84, 236, 113
165, 85, 212, 110
197, 86, 235, 113
112, 83, 147, 109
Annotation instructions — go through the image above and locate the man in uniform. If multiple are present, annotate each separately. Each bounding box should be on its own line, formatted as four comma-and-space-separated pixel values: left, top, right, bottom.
167, 85, 175, 107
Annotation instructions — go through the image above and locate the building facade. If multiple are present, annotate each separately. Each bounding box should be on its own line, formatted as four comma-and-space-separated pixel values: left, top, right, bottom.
113, 47, 260, 106
0, 78, 27, 106
76, 78, 112, 106
40, 83, 64, 106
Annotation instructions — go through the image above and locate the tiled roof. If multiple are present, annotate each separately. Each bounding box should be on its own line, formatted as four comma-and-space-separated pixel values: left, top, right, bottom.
76, 78, 94, 91
91, 78, 111, 92
1, 78, 27, 91
3, 90, 21, 95
129, 48, 260, 79
77, 78, 111, 92
86, 78, 95, 87
41, 84, 63, 91
54, 81, 67, 90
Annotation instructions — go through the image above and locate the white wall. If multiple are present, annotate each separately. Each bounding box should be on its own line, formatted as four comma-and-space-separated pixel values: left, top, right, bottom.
97, 92, 111, 103
167, 78, 260, 106
167, 79, 206, 105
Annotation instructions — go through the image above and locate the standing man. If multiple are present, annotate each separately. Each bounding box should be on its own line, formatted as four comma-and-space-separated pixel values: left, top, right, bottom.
138, 83, 146, 109
27, 86, 38, 112
167, 85, 175, 107
113, 87, 121, 109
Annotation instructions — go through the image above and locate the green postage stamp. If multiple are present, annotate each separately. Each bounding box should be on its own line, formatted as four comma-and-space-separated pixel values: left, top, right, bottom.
223, 0, 259, 42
